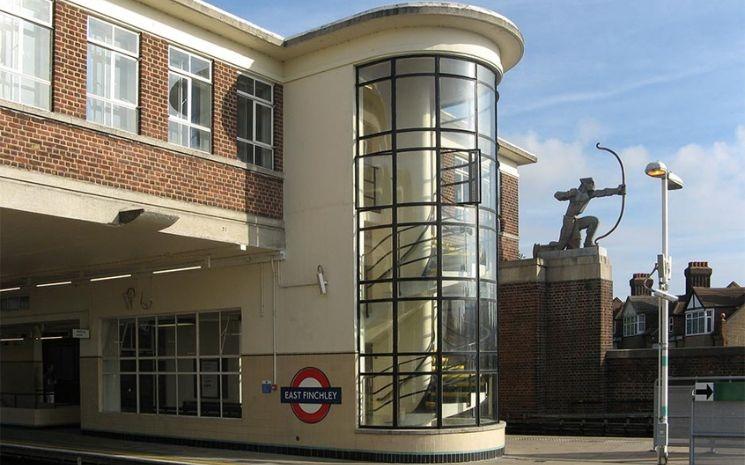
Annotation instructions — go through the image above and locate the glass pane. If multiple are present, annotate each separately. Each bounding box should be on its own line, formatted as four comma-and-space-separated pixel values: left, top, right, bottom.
119, 319, 135, 357
477, 64, 496, 85
114, 27, 138, 54
398, 280, 437, 299
480, 352, 498, 372
139, 359, 155, 372
358, 61, 390, 83
221, 357, 240, 373
190, 126, 210, 152
112, 103, 136, 133
139, 374, 156, 414
441, 58, 475, 77
255, 80, 271, 101
481, 300, 498, 351
87, 44, 111, 98
138, 317, 155, 357
199, 312, 220, 356
360, 375, 393, 426
222, 374, 241, 418
255, 146, 272, 169
360, 227, 392, 282
479, 136, 496, 159
440, 77, 475, 131
442, 279, 477, 298
396, 130, 435, 149
102, 319, 118, 358
169, 47, 189, 71
398, 354, 435, 373
360, 208, 392, 228
442, 353, 476, 371
176, 315, 196, 356
398, 374, 437, 427
120, 374, 137, 412
360, 355, 393, 374
479, 373, 498, 423
158, 374, 177, 414
441, 131, 476, 150
237, 95, 252, 140
480, 228, 497, 280
360, 301, 393, 354
19, 76, 48, 108
481, 158, 496, 211
157, 316, 176, 356
102, 374, 119, 412
396, 76, 435, 129
359, 80, 391, 136
178, 358, 196, 372
88, 17, 112, 44
398, 300, 437, 353
237, 75, 253, 95
442, 225, 477, 277
442, 300, 478, 352
0, 15, 19, 70
190, 55, 210, 79
22, 22, 50, 80
442, 373, 477, 426
200, 374, 220, 417
168, 120, 188, 146
221, 310, 241, 355
397, 150, 436, 204
200, 358, 219, 372
19, 0, 52, 24
358, 155, 392, 208
396, 57, 434, 74
168, 73, 187, 118
359, 133, 391, 155
477, 83, 495, 139
397, 224, 437, 279
191, 79, 211, 126
177, 374, 197, 415
237, 140, 253, 163
255, 103, 271, 144
114, 54, 136, 104
360, 281, 392, 301
120, 359, 136, 372
158, 358, 176, 372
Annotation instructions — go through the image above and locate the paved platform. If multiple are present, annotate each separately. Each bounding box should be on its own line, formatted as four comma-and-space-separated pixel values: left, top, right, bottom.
0, 426, 690, 464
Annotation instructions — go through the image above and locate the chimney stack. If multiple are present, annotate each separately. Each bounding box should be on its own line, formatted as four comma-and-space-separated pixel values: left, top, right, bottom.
685, 261, 712, 295
630, 273, 653, 296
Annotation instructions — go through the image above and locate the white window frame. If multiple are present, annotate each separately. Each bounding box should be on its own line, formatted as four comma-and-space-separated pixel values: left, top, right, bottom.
167, 46, 212, 152
623, 314, 645, 337
236, 73, 274, 169
102, 310, 242, 419
0, 0, 53, 110
86, 16, 140, 132
685, 309, 713, 336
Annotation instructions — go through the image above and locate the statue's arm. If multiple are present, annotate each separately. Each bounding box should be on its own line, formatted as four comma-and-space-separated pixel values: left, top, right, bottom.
554, 189, 575, 201
591, 184, 626, 198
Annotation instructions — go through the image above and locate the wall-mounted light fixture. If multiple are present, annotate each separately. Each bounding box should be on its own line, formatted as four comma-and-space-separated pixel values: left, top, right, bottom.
317, 265, 328, 295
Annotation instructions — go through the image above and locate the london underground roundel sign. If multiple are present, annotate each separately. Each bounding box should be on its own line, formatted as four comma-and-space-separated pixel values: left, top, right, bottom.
280, 367, 342, 424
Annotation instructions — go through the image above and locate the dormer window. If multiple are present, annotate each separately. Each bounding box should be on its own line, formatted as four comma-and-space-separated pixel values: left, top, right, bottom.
623, 314, 645, 336
685, 309, 713, 336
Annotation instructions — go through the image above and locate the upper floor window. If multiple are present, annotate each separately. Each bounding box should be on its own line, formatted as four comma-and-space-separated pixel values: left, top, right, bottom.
168, 46, 211, 152
623, 314, 645, 337
685, 309, 713, 336
86, 17, 139, 133
0, 0, 52, 110
237, 74, 273, 169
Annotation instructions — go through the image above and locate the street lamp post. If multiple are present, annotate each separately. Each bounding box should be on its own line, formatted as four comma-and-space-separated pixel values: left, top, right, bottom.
645, 161, 683, 465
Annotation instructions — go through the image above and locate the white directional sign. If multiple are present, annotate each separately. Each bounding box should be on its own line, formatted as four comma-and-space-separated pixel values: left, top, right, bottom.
694, 382, 714, 401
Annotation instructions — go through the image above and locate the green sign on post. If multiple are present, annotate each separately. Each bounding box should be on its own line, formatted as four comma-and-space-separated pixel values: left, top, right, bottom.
714, 381, 745, 402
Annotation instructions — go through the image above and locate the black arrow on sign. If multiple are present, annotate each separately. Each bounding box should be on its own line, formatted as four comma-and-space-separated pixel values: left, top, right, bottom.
695, 384, 713, 400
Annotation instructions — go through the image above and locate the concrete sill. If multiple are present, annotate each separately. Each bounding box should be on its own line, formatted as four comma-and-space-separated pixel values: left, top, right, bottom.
356, 420, 506, 435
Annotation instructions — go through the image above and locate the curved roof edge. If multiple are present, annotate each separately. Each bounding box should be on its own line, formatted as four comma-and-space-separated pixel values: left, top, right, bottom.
147, 1, 524, 70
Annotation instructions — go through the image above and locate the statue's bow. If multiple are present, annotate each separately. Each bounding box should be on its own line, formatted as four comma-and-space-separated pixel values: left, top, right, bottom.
593, 143, 626, 244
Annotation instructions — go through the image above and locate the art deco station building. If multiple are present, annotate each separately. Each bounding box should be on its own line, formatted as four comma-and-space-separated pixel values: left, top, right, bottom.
0, 0, 536, 461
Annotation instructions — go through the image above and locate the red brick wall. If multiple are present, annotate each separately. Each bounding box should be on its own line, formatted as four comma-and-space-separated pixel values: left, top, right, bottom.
499, 172, 519, 261
605, 347, 745, 413
52, 1, 86, 118
2, 0, 283, 218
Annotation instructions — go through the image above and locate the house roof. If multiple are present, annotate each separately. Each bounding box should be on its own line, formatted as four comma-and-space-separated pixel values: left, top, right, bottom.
692, 286, 745, 309
616, 295, 659, 320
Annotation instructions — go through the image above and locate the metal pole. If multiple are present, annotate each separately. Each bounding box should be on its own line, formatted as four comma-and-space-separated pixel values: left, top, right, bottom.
657, 174, 670, 464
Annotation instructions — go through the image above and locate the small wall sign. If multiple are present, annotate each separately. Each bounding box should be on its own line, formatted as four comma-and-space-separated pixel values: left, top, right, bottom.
72, 328, 90, 339
281, 367, 341, 423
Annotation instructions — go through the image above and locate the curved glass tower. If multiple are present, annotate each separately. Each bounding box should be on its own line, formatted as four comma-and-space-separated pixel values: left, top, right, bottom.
356, 55, 499, 428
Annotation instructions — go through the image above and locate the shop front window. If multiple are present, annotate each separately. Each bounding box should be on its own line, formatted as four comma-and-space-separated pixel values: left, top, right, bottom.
356, 55, 499, 428
102, 310, 241, 418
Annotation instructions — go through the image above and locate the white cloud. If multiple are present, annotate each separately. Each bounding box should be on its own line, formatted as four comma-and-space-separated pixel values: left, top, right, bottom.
508, 124, 745, 297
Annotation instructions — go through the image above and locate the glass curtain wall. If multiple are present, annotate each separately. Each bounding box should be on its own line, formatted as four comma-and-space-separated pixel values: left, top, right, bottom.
356, 55, 499, 428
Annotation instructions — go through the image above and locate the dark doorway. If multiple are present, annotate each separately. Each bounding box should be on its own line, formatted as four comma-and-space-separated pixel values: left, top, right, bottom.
42, 338, 80, 405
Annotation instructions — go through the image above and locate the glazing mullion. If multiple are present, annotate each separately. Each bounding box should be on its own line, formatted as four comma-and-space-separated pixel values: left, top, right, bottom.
434, 55, 443, 428
473, 65, 481, 426
390, 58, 399, 428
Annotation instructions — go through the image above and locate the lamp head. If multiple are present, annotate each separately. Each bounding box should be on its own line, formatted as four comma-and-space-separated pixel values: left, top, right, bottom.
645, 161, 668, 178
667, 172, 684, 190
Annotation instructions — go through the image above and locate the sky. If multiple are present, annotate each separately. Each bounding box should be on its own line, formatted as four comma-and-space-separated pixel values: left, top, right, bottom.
212, 0, 745, 298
